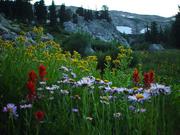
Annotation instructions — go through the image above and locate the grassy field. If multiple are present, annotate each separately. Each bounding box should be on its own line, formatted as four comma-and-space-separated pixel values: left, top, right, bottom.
0, 27, 179, 135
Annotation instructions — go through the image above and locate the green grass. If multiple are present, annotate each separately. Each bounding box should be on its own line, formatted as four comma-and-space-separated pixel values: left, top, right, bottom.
0, 28, 179, 135
137, 50, 180, 135
137, 50, 180, 85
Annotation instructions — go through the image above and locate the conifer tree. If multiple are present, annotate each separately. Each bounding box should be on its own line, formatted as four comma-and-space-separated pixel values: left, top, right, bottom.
171, 6, 180, 48
34, 0, 47, 24
58, 4, 71, 25
49, 0, 57, 25
100, 5, 111, 22
76, 7, 84, 16
150, 21, 158, 43
72, 13, 78, 24
58, 4, 66, 25
95, 10, 100, 19
145, 24, 151, 42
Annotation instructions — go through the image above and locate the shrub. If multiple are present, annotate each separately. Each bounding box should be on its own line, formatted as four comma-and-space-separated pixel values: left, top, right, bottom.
132, 42, 149, 51
92, 39, 118, 52
62, 32, 91, 55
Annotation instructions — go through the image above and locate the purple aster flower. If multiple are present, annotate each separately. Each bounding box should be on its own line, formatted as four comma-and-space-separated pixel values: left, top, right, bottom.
71, 72, 77, 78
148, 83, 171, 96
3, 103, 18, 118
76, 76, 95, 87
129, 105, 136, 111
128, 92, 150, 103
135, 108, 147, 113
72, 108, 79, 113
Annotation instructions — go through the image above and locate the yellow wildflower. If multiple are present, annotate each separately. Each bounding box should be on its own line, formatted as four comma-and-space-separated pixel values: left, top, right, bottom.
135, 94, 144, 99
105, 56, 111, 62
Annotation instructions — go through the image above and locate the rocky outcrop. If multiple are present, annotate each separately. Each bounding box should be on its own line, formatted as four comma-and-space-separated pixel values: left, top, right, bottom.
1, 32, 18, 40
0, 14, 54, 45
149, 44, 164, 51
66, 6, 172, 35
0, 14, 21, 33
110, 11, 173, 35
64, 17, 129, 47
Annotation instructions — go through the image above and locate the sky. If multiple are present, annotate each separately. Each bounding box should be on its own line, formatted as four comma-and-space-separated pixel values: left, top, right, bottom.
31, 0, 179, 17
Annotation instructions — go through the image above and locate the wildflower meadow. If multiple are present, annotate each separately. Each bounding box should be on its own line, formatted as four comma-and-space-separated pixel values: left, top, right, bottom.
0, 27, 179, 135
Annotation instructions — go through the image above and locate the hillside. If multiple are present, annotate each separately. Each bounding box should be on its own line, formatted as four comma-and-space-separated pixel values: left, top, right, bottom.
66, 6, 173, 35
110, 10, 174, 34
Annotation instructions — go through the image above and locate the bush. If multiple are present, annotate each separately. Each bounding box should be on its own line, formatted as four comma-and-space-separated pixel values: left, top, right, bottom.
62, 32, 91, 55
92, 39, 118, 52
129, 51, 141, 68
131, 42, 149, 51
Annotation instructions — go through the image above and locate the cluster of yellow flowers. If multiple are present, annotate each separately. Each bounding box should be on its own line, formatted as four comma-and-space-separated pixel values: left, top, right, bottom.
16, 36, 26, 44
104, 46, 132, 69
33, 26, 44, 36
0, 39, 13, 49
117, 46, 132, 59
1, 30, 99, 74
105, 56, 112, 62
115, 46, 133, 67
1, 27, 133, 75
86, 56, 97, 62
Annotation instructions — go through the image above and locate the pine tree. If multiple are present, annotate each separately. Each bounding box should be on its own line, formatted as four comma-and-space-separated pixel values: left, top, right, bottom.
22, 0, 33, 23
100, 5, 111, 22
95, 10, 100, 19
150, 21, 158, 43
158, 25, 164, 43
34, 0, 47, 24
58, 4, 66, 25
0, 0, 14, 18
0, 0, 33, 22
76, 7, 84, 16
145, 24, 151, 42
58, 4, 71, 25
171, 6, 180, 48
49, 0, 57, 26
72, 13, 78, 24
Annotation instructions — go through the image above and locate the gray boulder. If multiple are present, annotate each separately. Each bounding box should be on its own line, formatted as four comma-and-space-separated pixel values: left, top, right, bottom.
2, 32, 17, 41
41, 33, 54, 42
84, 44, 95, 55
149, 44, 164, 51
25, 31, 54, 42
64, 21, 77, 32
25, 37, 37, 46
0, 24, 9, 33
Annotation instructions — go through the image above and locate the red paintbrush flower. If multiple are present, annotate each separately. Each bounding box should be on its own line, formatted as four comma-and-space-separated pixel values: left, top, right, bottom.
28, 70, 38, 83
149, 70, 154, 84
27, 81, 36, 94
39, 64, 47, 81
144, 72, 150, 87
35, 111, 45, 121
133, 68, 140, 84
26, 93, 37, 101
144, 70, 155, 87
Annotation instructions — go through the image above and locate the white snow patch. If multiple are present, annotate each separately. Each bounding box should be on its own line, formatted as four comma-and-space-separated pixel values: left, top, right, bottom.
116, 26, 132, 34
127, 15, 134, 19
171, 17, 175, 21
121, 14, 126, 17
140, 28, 150, 34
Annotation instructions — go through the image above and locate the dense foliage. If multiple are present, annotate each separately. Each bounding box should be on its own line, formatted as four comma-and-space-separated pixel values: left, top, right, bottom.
171, 6, 180, 49
0, 0, 112, 25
